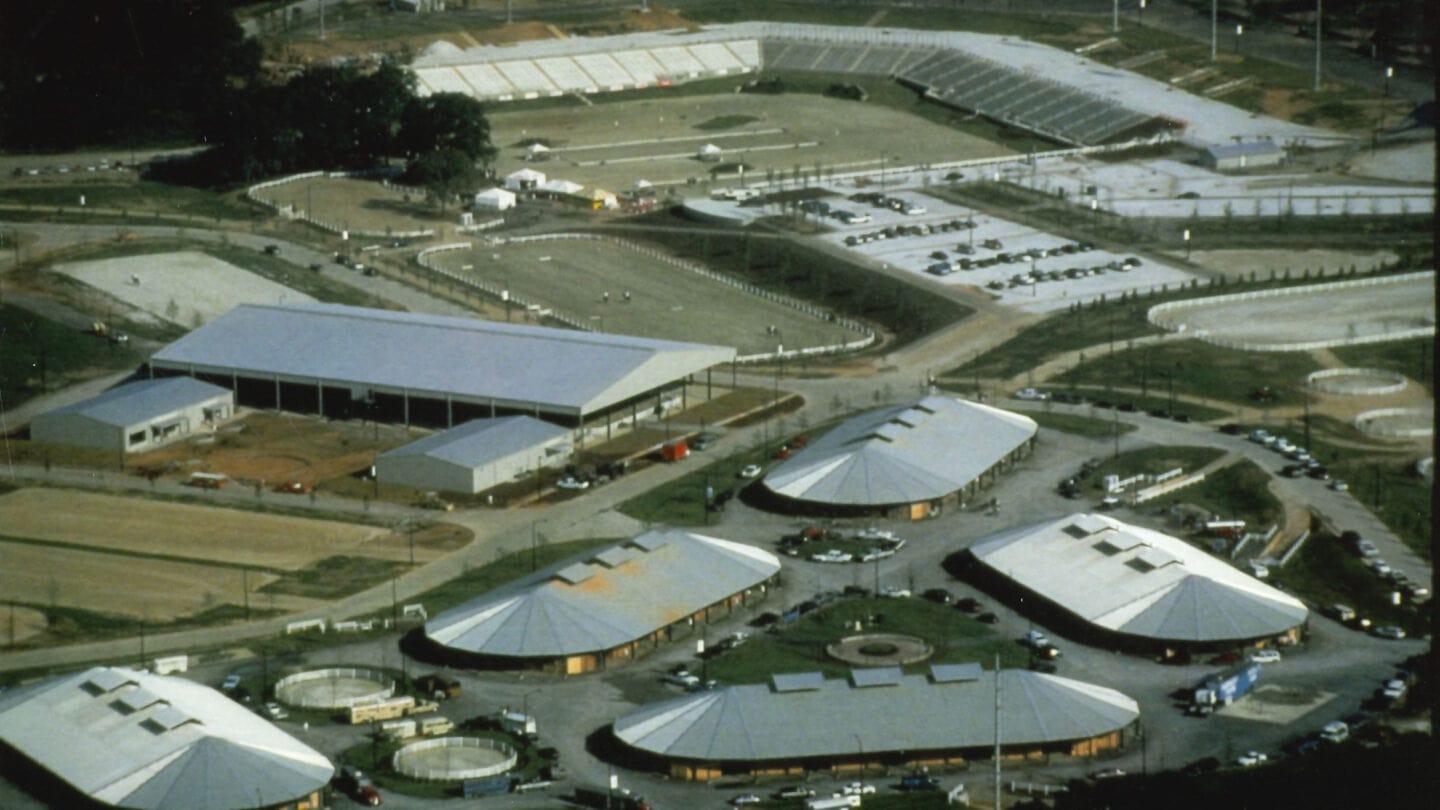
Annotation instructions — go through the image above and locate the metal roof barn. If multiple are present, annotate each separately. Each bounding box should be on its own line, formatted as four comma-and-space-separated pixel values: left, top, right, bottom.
375, 416, 571, 494
761, 395, 1037, 507
967, 513, 1309, 645
424, 529, 780, 661
613, 666, 1138, 766
0, 667, 332, 810
29, 377, 233, 454
148, 304, 734, 422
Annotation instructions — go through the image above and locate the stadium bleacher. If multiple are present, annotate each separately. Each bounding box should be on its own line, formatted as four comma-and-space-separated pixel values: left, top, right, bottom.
574, 53, 635, 88
494, 60, 559, 95
534, 57, 595, 92
651, 46, 706, 77
611, 49, 665, 85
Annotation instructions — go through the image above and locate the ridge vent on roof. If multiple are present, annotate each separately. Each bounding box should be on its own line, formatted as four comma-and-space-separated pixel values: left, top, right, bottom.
115, 687, 166, 714
592, 546, 637, 568
554, 562, 595, 585
772, 672, 825, 693
630, 534, 669, 552
850, 667, 903, 688
83, 669, 136, 695
145, 706, 199, 734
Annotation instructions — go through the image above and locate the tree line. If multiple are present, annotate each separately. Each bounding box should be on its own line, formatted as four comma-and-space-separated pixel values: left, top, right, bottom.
1, 1, 495, 191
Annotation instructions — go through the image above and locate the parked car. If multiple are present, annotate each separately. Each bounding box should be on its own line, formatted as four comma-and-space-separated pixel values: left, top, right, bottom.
1014, 387, 1049, 400
880, 586, 912, 598
1372, 625, 1406, 640
738, 464, 763, 479
1090, 768, 1126, 780
1249, 649, 1282, 664
922, 588, 953, 604
555, 477, 590, 490
221, 674, 242, 691
955, 597, 982, 613
976, 612, 999, 624
1236, 751, 1268, 767
1023, 629, 1050, 649
730, 795, 762, 806
773, 786, 816, 799
841, 782, 876, 795
662, 672, 701, 688
263, 702, 289, 720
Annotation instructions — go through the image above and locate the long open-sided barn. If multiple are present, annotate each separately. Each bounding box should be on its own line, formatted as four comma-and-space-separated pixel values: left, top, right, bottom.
147, 303, 734, 432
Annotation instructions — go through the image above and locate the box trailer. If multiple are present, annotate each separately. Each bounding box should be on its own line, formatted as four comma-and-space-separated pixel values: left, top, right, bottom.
498, 710, 538, 738
1193, 663, 1261, 707
349, 696, 416, 724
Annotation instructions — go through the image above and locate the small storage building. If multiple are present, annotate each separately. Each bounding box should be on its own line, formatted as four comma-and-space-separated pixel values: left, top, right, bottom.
30, 377, 233, 454
1200, 141, 1285, 171
375, 416, 570, 494
473, 187, 517, 211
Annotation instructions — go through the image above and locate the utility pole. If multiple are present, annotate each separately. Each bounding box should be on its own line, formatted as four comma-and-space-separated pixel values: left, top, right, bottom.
318, 0, 325, 41
993, 653, 1002, 810
1210, 0, 1217, 61
1314, 0, 1323, 92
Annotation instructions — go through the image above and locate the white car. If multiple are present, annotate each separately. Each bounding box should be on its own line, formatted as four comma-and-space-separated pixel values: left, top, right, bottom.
1014, 387, 1049, 401
855, 527, 896, 541
1372, 625, 1406, 640
662, 672, 701, 688
1249, 649, 1282, 664
880, 586, 911, 598
263, 702, 288, 720
730, 795, 762, 806
555, 477, 589, 490
221, 674, 242, 691
810, 549, 853, 564
1329, 479, 1349, 492
1236, 751, 1268, 767
738, 464, 763, 479
842, 782, 877, 795
1023, 629, 1050, 649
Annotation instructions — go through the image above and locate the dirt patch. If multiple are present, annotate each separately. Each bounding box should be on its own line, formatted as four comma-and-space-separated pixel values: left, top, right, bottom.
0, 488, 384, 572
252, 176, 448, 234
134, 411, 419, 488
1261, 89, 1312, 121
0, 539, 283, 621
1, 606, 49, 645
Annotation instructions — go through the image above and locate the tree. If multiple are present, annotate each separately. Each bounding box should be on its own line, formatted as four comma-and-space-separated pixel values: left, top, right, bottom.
407, 148, 480, 210
399, 92, 497, 164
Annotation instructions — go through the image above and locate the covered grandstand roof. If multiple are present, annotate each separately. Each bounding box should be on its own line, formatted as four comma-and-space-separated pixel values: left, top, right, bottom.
40, 378, 229, 427
761, 395, 1036, 506
968, 513, 1309, 643
0, 667, 332, 810
377, 416, 568, 468
149, 304, 734, 418
424, 530, 781, 658
613, 666, 1138, 761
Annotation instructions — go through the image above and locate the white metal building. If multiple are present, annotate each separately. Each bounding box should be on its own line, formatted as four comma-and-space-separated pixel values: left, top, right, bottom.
375, 416, 570, 494
966, 513, 1310, 650
760, 395, 1037, 519
422, 529, 781, 674
1200, 141, 1286, 171
29, 377, 233, 454
613, 664, 1139, 780
0, 666, 333, 810
504, 168, 546, 191
147, 303, 734, 430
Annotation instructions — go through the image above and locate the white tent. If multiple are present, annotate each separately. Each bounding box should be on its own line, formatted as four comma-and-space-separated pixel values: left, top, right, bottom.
474, 187, 517, 211
525, 143, 551, 161
504, 168, 547, 191
697, 143, 723, 162
540, 179, 585, 196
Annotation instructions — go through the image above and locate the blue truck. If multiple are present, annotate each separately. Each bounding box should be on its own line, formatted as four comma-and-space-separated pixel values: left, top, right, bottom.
1191, 663, 1261, 712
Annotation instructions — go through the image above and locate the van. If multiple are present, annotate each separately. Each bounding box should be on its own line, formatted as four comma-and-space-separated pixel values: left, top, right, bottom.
806, 797, 860, 810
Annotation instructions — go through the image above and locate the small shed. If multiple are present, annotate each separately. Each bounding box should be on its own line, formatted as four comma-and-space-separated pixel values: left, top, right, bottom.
1200, 141, 1285, 171
473, 187, 517, 211
375, 416, 571, 494
504, 168, 547, 191
30, 377, 234, 454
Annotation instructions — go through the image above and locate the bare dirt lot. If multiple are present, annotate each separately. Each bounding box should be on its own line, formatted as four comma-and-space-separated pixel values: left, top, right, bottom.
0, 489, 385, 572
134, 411, 419, 487
0, 539, 281, 622
251, 176, 451, 234
487, 93, 1015, 191
430, 236, 852, 354
53, 250, 314, 327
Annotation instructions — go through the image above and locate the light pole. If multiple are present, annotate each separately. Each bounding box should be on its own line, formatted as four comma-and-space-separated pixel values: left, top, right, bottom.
1234, 24, 1244, 54
1138, 0, 1146, 27
855, 734, 865, 791
1090, 198, 1099, 230
1113, 0, 1119, 33
1210, 0, 1218, 61
1383, 66, 1393, 97
1183, 228, 1192, 261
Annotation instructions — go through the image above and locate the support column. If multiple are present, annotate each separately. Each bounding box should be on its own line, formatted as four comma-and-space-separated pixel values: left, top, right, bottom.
317, 381, 324, 416
403, 390, 410, 426
274, 376, 281, 412
446, 396, 453, 428
631, 401, 637, 428
681, 381, 687, 410
490, 398, 496, 418
707, 368, 713, 399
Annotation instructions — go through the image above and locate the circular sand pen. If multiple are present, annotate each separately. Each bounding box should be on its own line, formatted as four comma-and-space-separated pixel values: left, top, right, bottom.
1353, 407, 1434, 440
392, 737, 518, 781
826, 633, 934, 667
1305, 368, 1407, 397
273, 667, 394, 710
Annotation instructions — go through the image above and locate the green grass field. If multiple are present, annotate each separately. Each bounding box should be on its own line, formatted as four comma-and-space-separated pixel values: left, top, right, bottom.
704, 596, 1029, 686
1277, 532, 1429, 636
1054, 341, 1325, 409
1022, 410, 1140, 440
0, 182, 257, 222
0, 303, 142, 408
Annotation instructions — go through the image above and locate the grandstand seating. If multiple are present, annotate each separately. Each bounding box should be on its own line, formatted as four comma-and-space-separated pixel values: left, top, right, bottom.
495, 60, 558, 95
651, 46, 705, 76
535, 57, 594, 91
611, 49, 665, 85
574, 53, 635, 88
456, 64, 514, 98
690, 42, 745, 72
